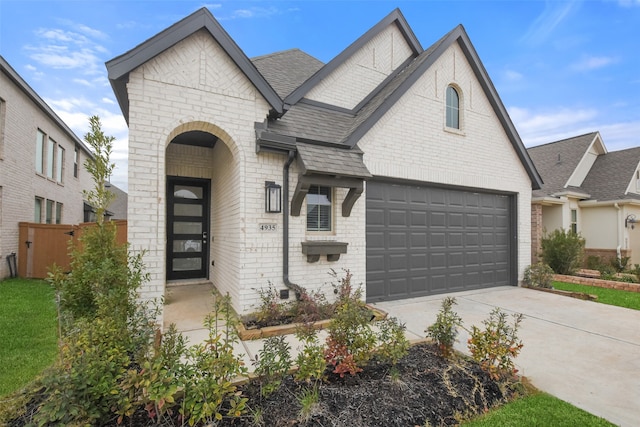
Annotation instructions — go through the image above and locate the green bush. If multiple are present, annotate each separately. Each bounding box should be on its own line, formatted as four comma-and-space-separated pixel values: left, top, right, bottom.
293, 325, 326, 384
253, 335, 292, 398
523, 263, 554, 288
426, 297, 463, 358
468, 308, 524, 381
375, 316, 410, 365
540, 229, 585, 275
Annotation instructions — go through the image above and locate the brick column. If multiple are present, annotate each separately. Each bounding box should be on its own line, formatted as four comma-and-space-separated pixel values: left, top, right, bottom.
531, 203, 543, 264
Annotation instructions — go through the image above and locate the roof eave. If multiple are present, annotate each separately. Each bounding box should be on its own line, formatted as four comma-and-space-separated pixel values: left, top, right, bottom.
0, 55, 94, 158
106, 8, 283, 123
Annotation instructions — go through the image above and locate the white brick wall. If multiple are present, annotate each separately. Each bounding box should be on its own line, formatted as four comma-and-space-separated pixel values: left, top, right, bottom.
359, 44, 532, 281
126, 23, 533, 319
0, 68, 93, 280
306, 25, 414, 110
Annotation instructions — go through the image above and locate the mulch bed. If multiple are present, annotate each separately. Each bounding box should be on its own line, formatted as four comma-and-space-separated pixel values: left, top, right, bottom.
8, 343, 521, 427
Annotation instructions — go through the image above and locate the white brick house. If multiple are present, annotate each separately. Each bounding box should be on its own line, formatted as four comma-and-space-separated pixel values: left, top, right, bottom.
107, 8, 541, 317
0, 56, 94, 280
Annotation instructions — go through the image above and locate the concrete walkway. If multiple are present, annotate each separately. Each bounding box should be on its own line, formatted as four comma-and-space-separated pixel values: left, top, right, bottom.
165, 283, 640, 427
375, 286, 640, 427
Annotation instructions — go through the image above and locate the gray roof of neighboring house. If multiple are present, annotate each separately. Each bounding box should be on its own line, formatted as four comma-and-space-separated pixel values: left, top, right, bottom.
527, 132, 597, 198
528, 132, 640, 202
581, 147, 640, 201
0, 55, 93, 158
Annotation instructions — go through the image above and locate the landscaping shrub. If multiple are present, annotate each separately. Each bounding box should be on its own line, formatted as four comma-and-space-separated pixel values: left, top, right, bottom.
523, 263, 554, 288
375, 316, 410, 365
324, 270, 377, 377
293, 325, 327, 384
468, 308, 524, 380
540, 229, 585, 275
426, 297, 463, 358
253, 335, 292, 398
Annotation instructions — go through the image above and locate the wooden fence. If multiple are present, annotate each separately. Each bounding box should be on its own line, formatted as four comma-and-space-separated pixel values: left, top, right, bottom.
18, 220, 127, 279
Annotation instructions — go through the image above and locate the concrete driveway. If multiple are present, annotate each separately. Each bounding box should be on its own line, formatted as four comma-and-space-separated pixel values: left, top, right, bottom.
374, 286, 640, 427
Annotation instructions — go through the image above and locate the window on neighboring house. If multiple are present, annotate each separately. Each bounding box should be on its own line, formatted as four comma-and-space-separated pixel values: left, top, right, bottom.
306, 185, 332, 231
34, 197, 43, 223
445, 85, 460, 129
56, 202, 63, 224
636, 171, 640, 193
36, 130, 45, 174
46, 199, 54, 224
570, 209, 578, 234
74, 146, 79, 178
56, 145, 65, 182
46, 138, 55, 179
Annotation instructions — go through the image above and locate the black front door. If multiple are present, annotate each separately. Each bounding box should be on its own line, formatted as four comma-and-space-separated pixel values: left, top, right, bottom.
167, 177, 210, 280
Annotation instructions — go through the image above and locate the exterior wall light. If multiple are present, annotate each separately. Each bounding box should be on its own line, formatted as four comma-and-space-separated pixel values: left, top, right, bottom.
626, 214, 637, 229
265, 181, 282, 213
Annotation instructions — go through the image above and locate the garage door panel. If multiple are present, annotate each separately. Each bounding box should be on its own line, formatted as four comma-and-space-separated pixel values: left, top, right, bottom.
367, 181, 514, 302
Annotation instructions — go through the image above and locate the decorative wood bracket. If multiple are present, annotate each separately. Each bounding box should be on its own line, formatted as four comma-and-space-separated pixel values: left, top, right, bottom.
290, 175, 364, 217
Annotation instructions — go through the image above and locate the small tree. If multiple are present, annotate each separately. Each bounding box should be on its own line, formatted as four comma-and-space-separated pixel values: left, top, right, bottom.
540, 229, 585, 275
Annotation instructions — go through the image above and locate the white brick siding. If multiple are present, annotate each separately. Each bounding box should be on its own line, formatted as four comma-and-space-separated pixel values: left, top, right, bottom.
359, 44, 532, 281
0, 65, 93, 280
306, 25, 414, 110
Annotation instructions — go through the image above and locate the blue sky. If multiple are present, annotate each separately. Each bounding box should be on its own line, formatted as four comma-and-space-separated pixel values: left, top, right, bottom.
1, 0, 639, 191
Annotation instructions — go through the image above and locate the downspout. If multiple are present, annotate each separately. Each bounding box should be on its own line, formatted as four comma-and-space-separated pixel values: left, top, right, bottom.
615, 203, 622, 260
283, 150, 303, 300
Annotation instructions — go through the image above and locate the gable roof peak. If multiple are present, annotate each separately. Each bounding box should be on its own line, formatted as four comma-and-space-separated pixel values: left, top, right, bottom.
106, 7, 283, 123
283, 7, 423, 107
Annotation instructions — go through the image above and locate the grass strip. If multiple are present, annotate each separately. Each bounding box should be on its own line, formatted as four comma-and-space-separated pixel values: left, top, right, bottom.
0, 278, 58, 396
552, 281, 640, 310
463, 391, 615, 426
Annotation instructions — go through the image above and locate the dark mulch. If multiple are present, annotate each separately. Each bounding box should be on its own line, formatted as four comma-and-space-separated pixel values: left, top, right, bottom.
7, 343, 520, 427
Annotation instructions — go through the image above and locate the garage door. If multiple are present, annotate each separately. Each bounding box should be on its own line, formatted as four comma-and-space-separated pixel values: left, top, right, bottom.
366, 181, 515, 302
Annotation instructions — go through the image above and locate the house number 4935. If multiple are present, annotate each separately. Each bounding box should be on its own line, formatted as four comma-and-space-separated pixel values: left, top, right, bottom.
259, 223, 277, 232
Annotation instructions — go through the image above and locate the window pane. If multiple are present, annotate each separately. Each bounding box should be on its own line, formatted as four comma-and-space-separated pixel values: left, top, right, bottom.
56, 202, 63, 224
47, 139, 55, 179
173, 258, 201, 272
174, 186, 202, 200
36, 131, 45, 174
174, 203, 203, 216
172, 239, 202, 253
46, 200, 54, 224
34, 198, 42, 223
306, 185, 332, 231
56, 146, 64, 182
173, 221, 202, 234
446, 86, 460, 129
74, 146, 78, 178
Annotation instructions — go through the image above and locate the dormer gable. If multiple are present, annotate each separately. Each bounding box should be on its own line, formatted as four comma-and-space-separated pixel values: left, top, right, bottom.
566, 132, 607, 188
284, 8, 421, 112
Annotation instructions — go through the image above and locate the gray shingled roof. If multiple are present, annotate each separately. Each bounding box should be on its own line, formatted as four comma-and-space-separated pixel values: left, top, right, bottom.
527, 133, 597, 198
296, 142, 371, 178
251, 49, 324, 99
581, 147, 640, 201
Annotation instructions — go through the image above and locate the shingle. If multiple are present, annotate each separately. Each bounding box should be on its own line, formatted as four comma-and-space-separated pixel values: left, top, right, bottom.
296, 142, 371, 178
527, 133, 597, 198
251, 49, 324, 99
581, 147, 640, 201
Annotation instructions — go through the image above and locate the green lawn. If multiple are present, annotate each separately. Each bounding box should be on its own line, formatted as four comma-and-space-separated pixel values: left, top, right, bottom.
0, 278, 58, 396
463, 392, 615, 426
552, 281, 640, 310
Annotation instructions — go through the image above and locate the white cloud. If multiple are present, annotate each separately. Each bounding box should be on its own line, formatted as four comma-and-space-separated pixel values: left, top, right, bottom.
218, 6, 281, 20
102, 97, 115, 105
504, 69, 523, 81
520, 1, 579, 46
617, 0, 640, 7
571, 55, 617, 71
509, 106, 599, 146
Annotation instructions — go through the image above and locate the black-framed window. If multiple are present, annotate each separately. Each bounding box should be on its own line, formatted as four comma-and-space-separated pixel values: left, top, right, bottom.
306, 185, 332, 231
446, 85, 460, 129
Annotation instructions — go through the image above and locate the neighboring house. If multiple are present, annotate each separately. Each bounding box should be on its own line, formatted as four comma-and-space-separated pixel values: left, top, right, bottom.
106, 8, 541, 317
528, 132, 640, 265
106, 182, 128, 220
0, 55, 95, 280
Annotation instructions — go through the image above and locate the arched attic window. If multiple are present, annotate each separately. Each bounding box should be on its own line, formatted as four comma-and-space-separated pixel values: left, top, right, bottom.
446, 85, 460, 129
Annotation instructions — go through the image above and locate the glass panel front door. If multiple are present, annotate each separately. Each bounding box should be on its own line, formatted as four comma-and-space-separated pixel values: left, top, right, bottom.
167, 177, 210, 280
